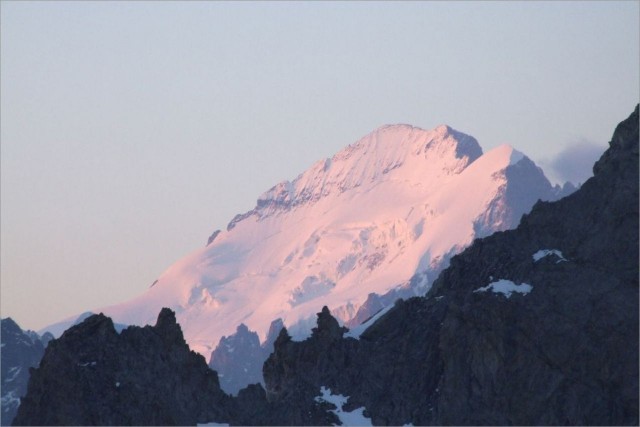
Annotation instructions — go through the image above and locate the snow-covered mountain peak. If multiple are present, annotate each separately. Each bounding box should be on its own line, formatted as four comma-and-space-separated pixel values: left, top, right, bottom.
348, 122, 482, 162
232, 125, 484, 230
45, 123, 571, 358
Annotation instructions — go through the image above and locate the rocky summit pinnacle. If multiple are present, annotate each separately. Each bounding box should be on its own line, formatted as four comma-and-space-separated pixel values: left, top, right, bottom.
311, 306, 348, 342
154, 307, 186, 347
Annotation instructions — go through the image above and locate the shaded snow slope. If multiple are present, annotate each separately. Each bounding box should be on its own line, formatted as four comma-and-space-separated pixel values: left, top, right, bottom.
44, 124, 565, 355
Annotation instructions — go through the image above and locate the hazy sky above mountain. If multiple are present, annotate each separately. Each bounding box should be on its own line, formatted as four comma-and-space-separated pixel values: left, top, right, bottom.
2, 1, 638, 331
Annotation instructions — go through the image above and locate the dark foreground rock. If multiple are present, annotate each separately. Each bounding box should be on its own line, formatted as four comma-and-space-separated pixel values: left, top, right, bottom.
12, 309, 233, 426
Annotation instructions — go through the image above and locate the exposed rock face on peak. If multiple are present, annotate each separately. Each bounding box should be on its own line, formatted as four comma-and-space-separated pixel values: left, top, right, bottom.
431, 124, 484, 159
209, 318, 286, 395
473, 149, 554, 236
13, 309, 232, 426
206, 229, 221, 246
209, 323, 263, 395
1, 318, 48, 426
257, 105, 639, 425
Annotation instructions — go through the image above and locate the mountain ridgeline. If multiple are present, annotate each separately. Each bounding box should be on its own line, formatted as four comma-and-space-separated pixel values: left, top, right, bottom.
12, 106, 638, 425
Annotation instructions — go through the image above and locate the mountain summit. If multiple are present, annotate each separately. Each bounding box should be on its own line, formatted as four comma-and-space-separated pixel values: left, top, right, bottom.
45, 124, 569, 360
240, 124, 484, 222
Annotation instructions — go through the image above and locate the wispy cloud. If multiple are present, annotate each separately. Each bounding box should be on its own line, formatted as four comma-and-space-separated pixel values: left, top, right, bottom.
541, 139, 606, 185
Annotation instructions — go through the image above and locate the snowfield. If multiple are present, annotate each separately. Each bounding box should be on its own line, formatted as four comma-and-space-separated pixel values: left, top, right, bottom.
474, 279, 533, 298
345, 304, 394, 340
315, 386, 372, 426
533, 249, 568, 263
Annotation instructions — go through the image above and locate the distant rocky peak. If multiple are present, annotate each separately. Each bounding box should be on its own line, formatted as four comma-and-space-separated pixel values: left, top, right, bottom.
39, 331, 55, 347
208, 321, 274, 394
2, 317, 23, 336
1, 317, 49, 426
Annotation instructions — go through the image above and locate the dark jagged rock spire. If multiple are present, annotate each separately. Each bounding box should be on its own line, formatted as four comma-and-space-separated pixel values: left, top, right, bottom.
311, 306, 348, 341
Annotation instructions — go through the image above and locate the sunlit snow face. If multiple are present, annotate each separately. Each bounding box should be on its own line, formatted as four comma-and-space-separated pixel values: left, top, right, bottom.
51, 124, 562, 358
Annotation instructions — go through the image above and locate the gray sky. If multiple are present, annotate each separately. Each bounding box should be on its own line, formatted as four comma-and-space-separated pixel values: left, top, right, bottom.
1, 1, 638, 331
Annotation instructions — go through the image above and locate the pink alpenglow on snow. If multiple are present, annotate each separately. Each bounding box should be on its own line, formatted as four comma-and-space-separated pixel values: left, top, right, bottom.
43, 124, 570, 355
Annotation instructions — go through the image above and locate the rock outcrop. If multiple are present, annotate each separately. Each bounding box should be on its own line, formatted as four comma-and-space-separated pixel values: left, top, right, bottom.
208, 318, 285, 395
13, 309, 232, 426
